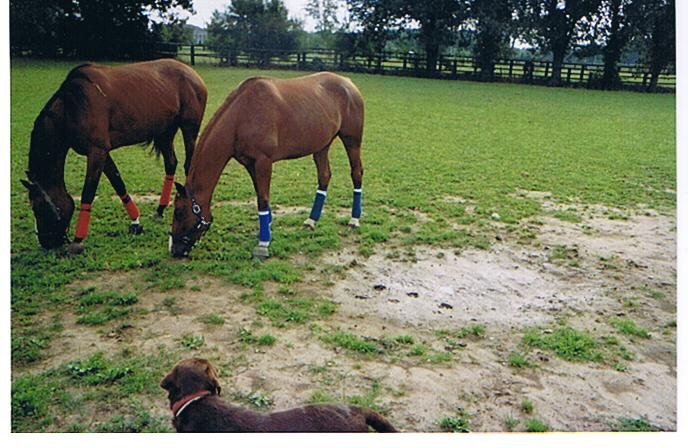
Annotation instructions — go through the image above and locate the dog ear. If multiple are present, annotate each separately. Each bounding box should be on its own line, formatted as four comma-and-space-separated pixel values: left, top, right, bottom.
205, 363, 222, 395
160, 368, 177, 391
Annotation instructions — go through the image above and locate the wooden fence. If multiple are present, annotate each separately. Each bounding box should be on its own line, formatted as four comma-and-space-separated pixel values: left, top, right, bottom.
13, 40, 673, 91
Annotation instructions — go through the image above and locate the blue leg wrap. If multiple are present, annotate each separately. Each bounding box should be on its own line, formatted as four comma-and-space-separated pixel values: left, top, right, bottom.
309, 190, 327, 221
352, 189, 362, 219
258, 209, 271, 244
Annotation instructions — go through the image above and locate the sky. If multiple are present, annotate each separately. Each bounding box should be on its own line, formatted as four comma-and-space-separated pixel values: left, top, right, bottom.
185, 0, 317, 30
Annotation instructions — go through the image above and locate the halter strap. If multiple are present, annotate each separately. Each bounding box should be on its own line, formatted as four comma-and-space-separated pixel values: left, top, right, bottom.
171, 390, 212, 418
184, 183, 211, 229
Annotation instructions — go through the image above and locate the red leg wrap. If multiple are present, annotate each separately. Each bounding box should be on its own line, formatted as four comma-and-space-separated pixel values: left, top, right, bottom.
159, 174, 175, 206
119, 193, 140, 220
75, 203, 92, 240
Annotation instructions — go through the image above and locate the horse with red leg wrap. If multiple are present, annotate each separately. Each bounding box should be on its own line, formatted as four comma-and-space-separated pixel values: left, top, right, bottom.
169, 72, 364, 259
21, 59, 207, 253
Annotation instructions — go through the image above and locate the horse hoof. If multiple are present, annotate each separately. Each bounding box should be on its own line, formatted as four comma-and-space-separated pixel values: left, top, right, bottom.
252, 245, 270, 260
67, 242, 85, 255
303, 218, 316, 230
155, 205, 166, 218
348, 218, 360, 230
129, 223, 144, 235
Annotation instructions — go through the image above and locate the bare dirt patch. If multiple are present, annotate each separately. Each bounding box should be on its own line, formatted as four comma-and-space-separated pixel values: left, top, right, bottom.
19, 201, 676, 432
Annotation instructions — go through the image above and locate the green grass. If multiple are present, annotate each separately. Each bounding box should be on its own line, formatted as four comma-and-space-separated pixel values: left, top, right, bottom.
197, 313, 225, 326
438, 409, 472, 432
321, 330, 383, 355
508, 351, 531, 368
523, 418, 550, 432
523, 326, 605, 363
609, 317, 651, 339
614, 417, 657, 432
520, 399, 534, 414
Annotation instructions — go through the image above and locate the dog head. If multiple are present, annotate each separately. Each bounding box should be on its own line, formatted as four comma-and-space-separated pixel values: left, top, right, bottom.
160, 358, 222, 405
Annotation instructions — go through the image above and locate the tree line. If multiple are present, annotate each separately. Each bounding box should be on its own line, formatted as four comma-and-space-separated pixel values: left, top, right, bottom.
10, 0, 675, 90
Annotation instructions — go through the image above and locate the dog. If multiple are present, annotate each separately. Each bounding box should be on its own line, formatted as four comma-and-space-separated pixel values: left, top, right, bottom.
160, 358, 398, 432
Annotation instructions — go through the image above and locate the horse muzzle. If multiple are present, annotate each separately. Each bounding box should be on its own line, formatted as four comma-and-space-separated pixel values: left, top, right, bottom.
169, 233, 194, 258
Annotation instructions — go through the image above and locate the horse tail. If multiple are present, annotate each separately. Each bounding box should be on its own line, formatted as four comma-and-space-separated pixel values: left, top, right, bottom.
364, 409, 398, 432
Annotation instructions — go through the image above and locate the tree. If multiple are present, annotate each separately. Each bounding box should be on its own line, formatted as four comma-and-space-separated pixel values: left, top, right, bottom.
640, 0, 675, 91
10, 0, 193, 58
399, 1, 467, 72
585, 0, 653, 89
346, 0, 403, 55
306, 0, 341, 32
346, 0, 466, 71
206, 0, 303, 64
517, 0, 601, 86
469, 0, 515, 80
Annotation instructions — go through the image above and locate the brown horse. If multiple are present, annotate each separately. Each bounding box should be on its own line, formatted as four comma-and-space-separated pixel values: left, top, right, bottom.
21, 59, 207, 252
169, 72, 364, 259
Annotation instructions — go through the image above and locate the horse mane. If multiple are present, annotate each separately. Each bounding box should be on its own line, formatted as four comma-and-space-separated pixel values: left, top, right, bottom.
195, 78, 256, 152
29, 64, 95, 182
34, 64, 94, 125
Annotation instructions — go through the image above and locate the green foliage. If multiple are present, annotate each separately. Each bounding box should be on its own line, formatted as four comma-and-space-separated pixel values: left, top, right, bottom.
523, 327, 604, 363
75, 290, 138, 326
197, 313, 226, 326
523, 418, 550, 432
178, 334, 205, 350
609, 318, 651, 339
322, 331, 383, 354
614, 417, 657, 432
520, 399, 534, 414
206, 0, 302, 59
438, 409, 471, 432
66, 353, 132, 385
508, 351, 531, 368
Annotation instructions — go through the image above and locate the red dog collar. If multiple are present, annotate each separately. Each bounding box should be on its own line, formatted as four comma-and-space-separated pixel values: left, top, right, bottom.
171, 390, 212, 418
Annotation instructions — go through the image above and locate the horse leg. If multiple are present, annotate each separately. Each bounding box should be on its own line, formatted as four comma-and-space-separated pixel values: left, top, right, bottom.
155, 131, 178, 218
341, 135, 364, 228
103, 154, 143, 235
69, 148, 108, 253
180, 122, 200, 176
303, 146, 332, 230
251, 156, 273, 260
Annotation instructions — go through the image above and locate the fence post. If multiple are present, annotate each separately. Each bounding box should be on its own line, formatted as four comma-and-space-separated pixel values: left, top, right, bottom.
190, 45, 195, 66
544, 62, 549, 79
579, 65, 585, 83
566, 67, 571, 83
509, 60, 513, 78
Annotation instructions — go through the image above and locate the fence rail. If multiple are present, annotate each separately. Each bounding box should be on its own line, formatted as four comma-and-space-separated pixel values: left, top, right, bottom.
11, 41, 675, 91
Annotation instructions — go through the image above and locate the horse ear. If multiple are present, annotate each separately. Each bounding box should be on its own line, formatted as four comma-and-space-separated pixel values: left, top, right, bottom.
21, 179, 34, 191
175, 182, 186, 197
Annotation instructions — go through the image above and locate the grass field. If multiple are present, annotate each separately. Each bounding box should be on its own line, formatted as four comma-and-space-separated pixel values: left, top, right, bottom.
10, 58, 676, 432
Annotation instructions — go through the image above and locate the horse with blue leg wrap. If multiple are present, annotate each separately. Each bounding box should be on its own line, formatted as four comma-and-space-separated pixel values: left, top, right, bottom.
169, 72, 365, 259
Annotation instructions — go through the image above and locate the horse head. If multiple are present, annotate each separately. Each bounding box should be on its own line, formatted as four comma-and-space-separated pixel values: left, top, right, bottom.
22, 172, 74, 249
169, 182, 211, 258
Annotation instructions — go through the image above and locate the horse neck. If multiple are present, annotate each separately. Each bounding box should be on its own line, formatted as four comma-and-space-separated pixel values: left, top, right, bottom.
186, 124, 235, 214
28, 115, 69, 192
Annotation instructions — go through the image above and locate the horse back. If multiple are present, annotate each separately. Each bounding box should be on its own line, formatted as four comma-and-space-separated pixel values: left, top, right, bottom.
231, 72, 363, 157
62, 60, 206, 149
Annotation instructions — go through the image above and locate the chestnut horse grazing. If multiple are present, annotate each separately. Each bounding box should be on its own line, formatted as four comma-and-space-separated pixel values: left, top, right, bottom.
21, 59, 207, 252
170, 72, 364, 259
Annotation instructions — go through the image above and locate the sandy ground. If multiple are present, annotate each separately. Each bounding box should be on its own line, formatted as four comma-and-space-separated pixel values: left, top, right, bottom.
20, 197, 676, 432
